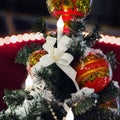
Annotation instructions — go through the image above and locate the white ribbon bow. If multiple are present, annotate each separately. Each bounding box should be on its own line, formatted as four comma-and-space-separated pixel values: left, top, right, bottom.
31, 36, 79, 91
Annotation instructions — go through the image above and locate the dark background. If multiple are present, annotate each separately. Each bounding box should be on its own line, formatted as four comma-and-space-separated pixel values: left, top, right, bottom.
92, 0, 120, 26
0, 0, 120, 36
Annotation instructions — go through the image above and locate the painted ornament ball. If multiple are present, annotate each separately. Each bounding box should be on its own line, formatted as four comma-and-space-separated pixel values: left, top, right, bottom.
74, 54, 112, 92
27, 50, 47, 71
46, 0, 92, 21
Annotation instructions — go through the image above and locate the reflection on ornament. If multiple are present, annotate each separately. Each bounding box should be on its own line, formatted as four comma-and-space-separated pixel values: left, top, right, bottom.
74, 52, 112, 92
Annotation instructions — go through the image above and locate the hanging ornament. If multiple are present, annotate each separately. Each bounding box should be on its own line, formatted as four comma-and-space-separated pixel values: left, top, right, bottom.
26, 50, 47, 72
74, 51, 112, 92
99, 98, 120, 112
46, 0, 92, 32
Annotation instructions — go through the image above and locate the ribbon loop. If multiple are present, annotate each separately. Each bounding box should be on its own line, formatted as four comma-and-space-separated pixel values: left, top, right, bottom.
58, 53, 73, 66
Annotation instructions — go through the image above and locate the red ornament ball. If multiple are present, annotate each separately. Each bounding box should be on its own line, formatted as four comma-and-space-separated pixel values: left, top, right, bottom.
74, 54, 112, 92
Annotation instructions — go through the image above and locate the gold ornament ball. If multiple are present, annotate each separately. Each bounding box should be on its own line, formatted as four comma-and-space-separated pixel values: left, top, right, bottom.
46, 0, 92, 20
27, 50, 47, 71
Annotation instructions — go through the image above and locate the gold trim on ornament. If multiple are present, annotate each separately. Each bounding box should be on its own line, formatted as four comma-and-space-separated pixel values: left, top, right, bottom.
77, 67, 109, 83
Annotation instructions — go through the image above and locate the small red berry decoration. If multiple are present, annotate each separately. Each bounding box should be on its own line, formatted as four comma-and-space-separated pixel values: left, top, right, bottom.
74, 52, 112, 92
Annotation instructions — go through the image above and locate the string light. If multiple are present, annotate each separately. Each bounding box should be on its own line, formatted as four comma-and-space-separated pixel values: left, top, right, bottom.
10, 35, 18, 43
0, 32, 44, 46
0, 38, 4, 46
99, 35, 120, 46
0, 33, 119, 46
4, 36, 10, 44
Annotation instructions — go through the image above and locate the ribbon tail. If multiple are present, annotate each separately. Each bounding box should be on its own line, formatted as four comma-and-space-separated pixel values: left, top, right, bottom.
56, 63, 80, 91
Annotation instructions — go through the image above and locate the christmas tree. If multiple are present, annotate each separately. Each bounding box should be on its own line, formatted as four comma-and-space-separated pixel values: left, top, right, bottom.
0, 0, 120, 120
